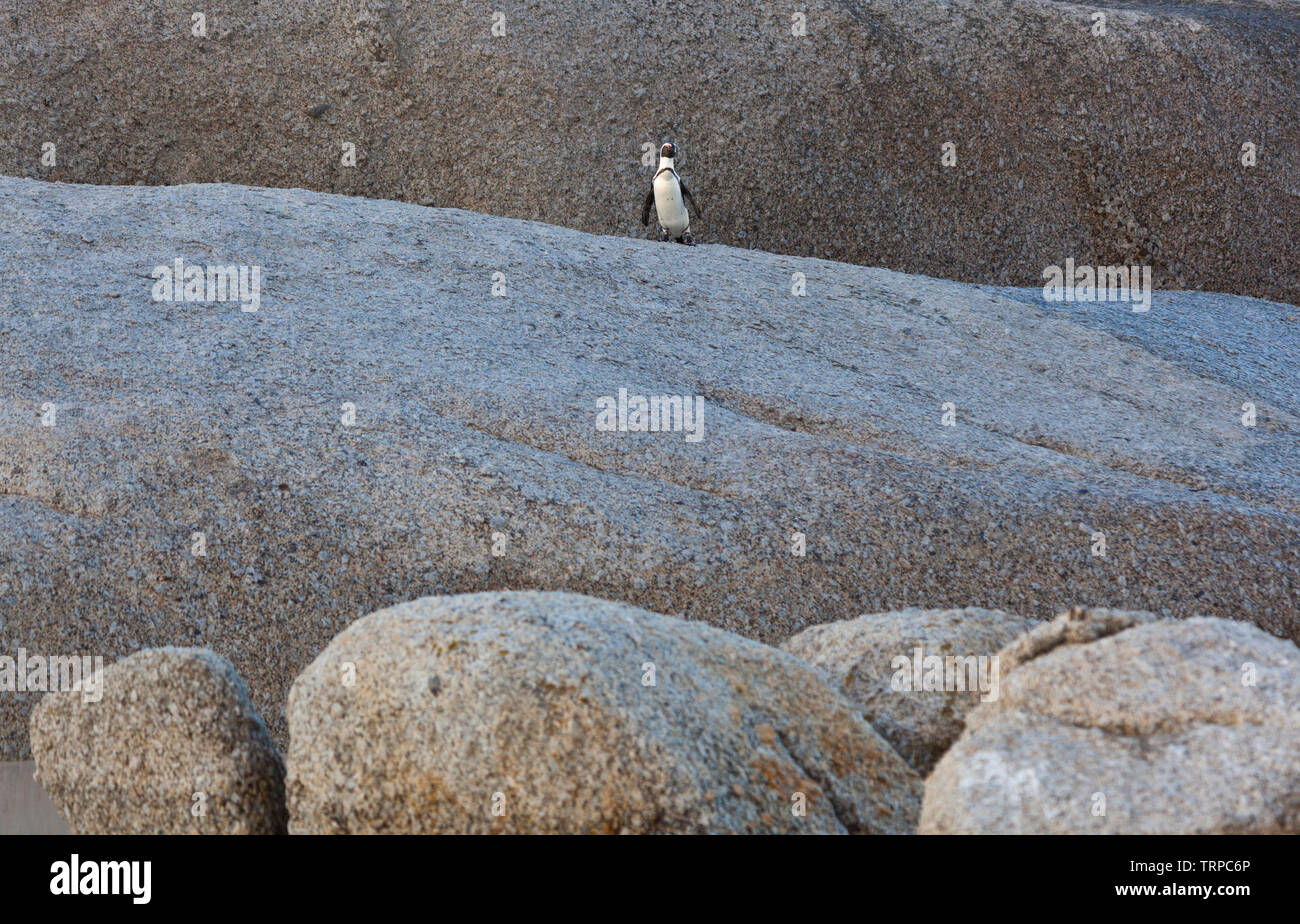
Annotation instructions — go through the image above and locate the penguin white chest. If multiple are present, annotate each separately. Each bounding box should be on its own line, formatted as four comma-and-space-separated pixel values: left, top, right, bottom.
653, 172, 690, 236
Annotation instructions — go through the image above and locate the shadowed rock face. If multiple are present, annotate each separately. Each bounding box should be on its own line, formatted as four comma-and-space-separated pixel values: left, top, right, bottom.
781, 607, 1041, 774
2, 0, 1297, 302
0, 176, 1297, 756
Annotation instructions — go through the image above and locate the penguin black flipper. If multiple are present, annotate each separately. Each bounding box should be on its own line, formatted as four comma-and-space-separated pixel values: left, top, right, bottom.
680, 182, 702, 218
641, 188, 656, 226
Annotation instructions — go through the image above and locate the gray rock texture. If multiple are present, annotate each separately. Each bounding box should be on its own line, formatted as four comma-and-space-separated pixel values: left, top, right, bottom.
286, 590, 921, 834
2, 0, 1297, 302
919, 617, 1300, 834
982, 286, 1300, 413
0, 176, 1297, 757
781, 607, 1039, 773
29, 647, 287, 834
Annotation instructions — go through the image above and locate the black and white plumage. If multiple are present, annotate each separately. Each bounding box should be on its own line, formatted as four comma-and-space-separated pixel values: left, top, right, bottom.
641, 142, 702, 245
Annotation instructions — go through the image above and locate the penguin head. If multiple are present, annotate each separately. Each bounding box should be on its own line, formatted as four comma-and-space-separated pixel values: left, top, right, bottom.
659, 142, 677, 161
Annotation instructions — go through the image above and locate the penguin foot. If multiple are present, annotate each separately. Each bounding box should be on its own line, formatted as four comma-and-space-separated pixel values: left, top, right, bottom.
659, 227, 671, 242
679, 231, 696, 246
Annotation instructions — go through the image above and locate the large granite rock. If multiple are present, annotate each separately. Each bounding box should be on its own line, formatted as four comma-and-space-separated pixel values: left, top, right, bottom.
781, 606, 1039, 773
1, 0, 1297, 302
0, 176, 1297, 757
920, 618, 1300, 834
286, 591, 921, 834
29, 648, 287, 834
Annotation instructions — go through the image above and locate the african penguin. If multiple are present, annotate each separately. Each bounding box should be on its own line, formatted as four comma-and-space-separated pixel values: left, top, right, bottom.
641, 142, 702, 245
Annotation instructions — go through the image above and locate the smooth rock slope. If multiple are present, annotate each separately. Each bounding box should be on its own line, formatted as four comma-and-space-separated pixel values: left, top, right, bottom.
0, 176, 1297, 756
2, 0, 1298, 302
287, 591, 921, 834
